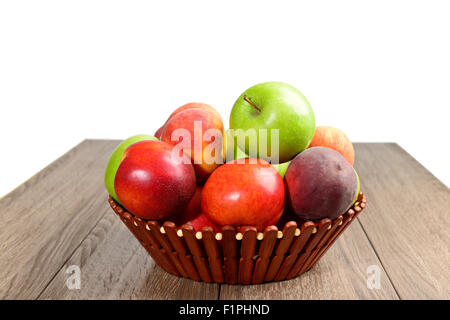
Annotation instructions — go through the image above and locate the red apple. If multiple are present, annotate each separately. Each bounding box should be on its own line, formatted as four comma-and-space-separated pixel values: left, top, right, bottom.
114, 140, 196, 220
168, 102, 222, 122
308, 126, 355, 165
154, 126, 163, 139
285, 147, 358, 221
173, 186, 221, 232
184, 212, 221, 233
179, 185, 203, 222
202, 158, 285, 231
156, 103, 221, 142
161, 107, 224, 182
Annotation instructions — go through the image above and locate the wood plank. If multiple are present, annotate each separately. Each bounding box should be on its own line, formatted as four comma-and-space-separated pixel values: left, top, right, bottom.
39, 205, 219, 299
354, 143, 450, 299
0, 139, 120, 299
219, 220, 399, 299
3, 140, 447, 300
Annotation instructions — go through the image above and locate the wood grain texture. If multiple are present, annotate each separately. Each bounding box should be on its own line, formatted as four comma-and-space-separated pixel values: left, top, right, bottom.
354, 143, 450, 299
219, 218, 399, 300
39, 206, 219, 299
1, 140, 448, 300
0, 139, 120, 299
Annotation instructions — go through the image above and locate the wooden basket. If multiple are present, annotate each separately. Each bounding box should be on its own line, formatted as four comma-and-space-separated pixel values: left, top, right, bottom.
108, 192, 367, 285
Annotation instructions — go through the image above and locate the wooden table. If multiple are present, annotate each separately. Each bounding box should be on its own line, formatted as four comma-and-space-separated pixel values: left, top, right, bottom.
0, 141, 448, 300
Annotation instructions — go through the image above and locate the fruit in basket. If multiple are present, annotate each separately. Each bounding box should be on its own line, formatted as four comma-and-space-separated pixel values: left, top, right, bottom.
162, 107, 224, 182
154, 126, 163, 139
272, 161, 290, 178
223, 129, 247, 162
104, 134, 158, 202
353, 168, 360, 204
202, 158, 285, 230
308, 126, 355, 165
173, 186, 221, 232
182, 185, 203, 220
230, 82, 315, 163
224, 130, 290, 178
285, 147, 358, 221
184, 212, 221, 232
167, 102, 222, 122
156, 103, 222, 141
276, 206, 299, 228
114, 140, 196, 220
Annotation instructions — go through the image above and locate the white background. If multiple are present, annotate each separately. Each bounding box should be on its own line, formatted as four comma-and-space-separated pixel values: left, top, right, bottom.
1, 0, 449, 197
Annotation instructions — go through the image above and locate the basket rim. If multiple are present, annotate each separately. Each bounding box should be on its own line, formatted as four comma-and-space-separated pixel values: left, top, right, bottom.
108, 192, 367, 241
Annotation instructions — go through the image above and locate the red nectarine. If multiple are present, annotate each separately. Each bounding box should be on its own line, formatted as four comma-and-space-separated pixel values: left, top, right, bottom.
285, 147, 358, 221
154, 126, 163, 139
202, 158, 285, 231
308, 126, 355, 165
173, 186, 221, 232
161, 108, 224, 182
114, 140, 196, 220
168, 102, 222, 122
155, 102, 221, 143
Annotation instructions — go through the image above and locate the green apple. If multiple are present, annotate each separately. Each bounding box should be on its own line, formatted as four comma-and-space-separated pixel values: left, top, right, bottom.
104, 134, 158, 202
353, 168, 360, 204
272, 161, 290, 178
234, 146, 248, 162
224, 129, 290, 177
230, 82, 315, 163
224, 129, 248, 162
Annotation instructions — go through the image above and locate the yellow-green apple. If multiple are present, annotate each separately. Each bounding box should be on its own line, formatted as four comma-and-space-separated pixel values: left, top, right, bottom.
308, 126, 355, 166
285, 147, 358, 221
230, 82, 315, 163
161, 107, 224, 182
223, 129, 247, 162
104, 134, 158, 202
353, 168, 360, 204
223, 129, 290, 178
114, 140, 196, 220
272, 161, 290, 178
202, 158, 285, 231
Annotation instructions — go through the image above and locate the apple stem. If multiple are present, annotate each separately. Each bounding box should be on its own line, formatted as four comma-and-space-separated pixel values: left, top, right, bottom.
243, 95, 261, 113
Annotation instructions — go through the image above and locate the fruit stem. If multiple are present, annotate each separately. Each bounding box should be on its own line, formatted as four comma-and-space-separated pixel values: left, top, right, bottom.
243, 95, 261, 112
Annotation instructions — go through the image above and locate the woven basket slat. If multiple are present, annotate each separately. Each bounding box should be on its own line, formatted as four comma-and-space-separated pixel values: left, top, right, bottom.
238, 227, 257, 285
107, 192, 367, 284
132, 217, 179, 276
222, 226, 238, 284
181, 225, 213, 282
121, 213, 173, 274
286, 219, 332, 279
307, 196, 366, 271
163, 222, 201, 281
147, 221, 187, 277
252, 226, 278, 284
275, 222, 315, 281
264, 221, 298, 282
202, 227, 224, 283
300, 216, 344, 274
